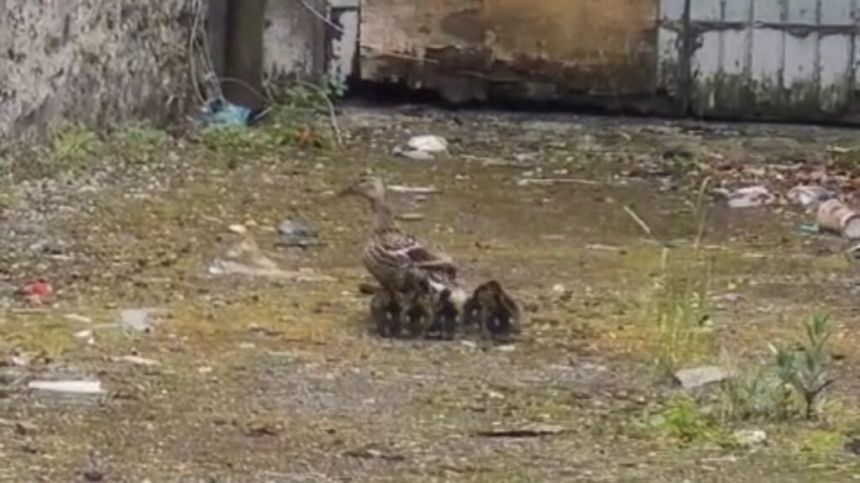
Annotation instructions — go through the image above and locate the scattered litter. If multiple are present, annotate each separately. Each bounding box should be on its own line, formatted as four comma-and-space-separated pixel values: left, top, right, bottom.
117, 355, 160, 366
798, 223, 821, 235
119, 308, 159, 333
28, 380, 104, 395
276, 220, 322, 247
514, 152, 539, 163
387, 185, 440, 195
816, 199, 860, 239
460, 340, 478, 349
393, 148, 435, 161
64, 313, 93, 324
228, 224, 248, 234
407, 135, 448, 153
826, 145, 853, 155
344, 446, 405, 461
20, 280, 52, 304
475, 423, 565, 438
516, 178, 600, 187
586, 244, 626, 253
786, 185, 835, 209
199, 97, 253, 127
733, 429, 767, 447
673, 366, 732, 390
198, 366, 213, 374
74, 330, 94, 344
243, 420, 282, 437
396, 213, 424, 222
713, 185, 775, 209
496, 344, 516, 352
394, 135, 449, 160
10, 355, 29, 367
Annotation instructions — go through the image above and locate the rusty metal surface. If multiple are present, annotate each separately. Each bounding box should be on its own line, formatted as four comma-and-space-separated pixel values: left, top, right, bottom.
358, 0, 659, 103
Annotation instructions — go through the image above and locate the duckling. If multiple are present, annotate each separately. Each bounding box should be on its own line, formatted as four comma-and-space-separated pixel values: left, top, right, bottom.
463, 280, 521, 341
370, 286, 403, 337
427, 288, 458, 340
401, 273, 434, 337
338, 175, 468, 308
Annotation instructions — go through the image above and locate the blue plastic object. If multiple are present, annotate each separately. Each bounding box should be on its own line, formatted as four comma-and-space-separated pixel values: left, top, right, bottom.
201, 97, 253, 127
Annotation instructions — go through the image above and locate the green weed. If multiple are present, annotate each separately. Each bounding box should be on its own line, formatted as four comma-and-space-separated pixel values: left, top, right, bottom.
773, 313, 835, 420
649, 249, 714, 374
49, 123, 103, 170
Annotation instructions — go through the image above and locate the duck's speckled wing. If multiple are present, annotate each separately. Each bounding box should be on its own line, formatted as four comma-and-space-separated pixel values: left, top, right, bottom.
366, 228, 457, 285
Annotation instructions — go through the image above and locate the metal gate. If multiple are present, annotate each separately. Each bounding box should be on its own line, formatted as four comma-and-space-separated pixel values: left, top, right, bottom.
659, 0, 860, 121
348, 0, 860, 122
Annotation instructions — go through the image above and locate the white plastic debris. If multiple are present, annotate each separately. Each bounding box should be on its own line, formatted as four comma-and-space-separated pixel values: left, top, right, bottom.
28, 380, 104, 395
394, 135, 449, 160
786, 185, 835, 209
714, 186, 775, 209
118, 355, 160, 366
387, 185, 440, 195
120, 308, 158, 333
733, 429, 767, 447
407, 135, 448, 153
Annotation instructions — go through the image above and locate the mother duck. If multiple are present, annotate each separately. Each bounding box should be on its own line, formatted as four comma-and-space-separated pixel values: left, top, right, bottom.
337, 175, 467, 308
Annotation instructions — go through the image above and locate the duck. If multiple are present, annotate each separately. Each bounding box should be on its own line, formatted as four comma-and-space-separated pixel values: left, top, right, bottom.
337, 175, 467, 308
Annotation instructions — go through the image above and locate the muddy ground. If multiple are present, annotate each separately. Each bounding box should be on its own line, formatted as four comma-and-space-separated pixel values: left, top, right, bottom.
2, 106, 860, 482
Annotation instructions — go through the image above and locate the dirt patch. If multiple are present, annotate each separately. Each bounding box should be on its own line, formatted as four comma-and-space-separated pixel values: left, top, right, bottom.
1, 108, 860, 480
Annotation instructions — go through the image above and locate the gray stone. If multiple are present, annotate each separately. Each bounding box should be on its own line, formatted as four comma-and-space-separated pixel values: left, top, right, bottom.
673, 366, 731, 390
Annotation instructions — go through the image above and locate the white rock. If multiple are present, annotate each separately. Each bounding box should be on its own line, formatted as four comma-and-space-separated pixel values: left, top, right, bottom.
674, 366, 732, 390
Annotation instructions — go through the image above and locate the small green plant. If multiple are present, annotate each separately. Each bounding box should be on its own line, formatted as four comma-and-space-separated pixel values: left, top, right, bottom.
645, 395, 729, 445
50, 123, 103, 169
773, 313, 835, 420
113, 122, 171, 164
716, 364, 791, 422
649, 249, 714, 374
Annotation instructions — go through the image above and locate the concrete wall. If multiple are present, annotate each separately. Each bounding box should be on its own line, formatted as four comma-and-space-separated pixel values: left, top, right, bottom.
0, 0, 195, 139
358, 0, 659, 103
263, 0, 326, 83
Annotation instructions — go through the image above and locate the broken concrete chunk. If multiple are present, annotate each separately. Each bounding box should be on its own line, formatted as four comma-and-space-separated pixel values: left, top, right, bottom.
673, 366, 731, 390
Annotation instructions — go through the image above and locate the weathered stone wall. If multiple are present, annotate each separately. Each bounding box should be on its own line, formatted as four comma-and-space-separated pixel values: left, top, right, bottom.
0, 0, 195, 139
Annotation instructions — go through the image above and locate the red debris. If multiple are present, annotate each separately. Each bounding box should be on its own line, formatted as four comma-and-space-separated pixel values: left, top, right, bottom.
22, 280, 52, 304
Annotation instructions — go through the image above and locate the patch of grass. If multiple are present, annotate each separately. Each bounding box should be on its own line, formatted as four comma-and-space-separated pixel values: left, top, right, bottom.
716, 363, 792, 423
49, 123, 103, 170
712, 313, 838, 424
648, 248, 715, 375
643, 395, 731, 446
112, 122, 172, 164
